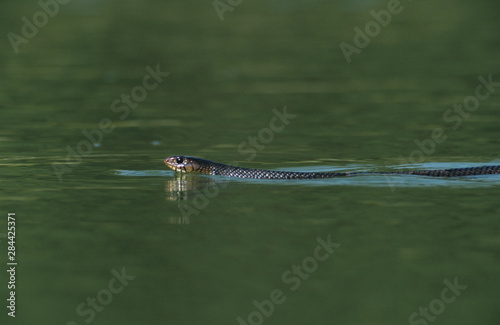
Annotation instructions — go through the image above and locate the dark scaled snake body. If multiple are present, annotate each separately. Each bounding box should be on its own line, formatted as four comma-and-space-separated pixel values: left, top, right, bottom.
164, 156, 500, 179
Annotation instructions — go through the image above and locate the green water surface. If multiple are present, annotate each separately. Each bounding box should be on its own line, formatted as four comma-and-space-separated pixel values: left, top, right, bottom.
1, 0, 500, 324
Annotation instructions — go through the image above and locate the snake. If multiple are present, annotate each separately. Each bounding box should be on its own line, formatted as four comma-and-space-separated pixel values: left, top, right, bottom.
164, 156, 500, 179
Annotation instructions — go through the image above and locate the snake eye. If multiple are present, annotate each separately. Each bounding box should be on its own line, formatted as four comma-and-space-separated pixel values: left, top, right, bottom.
176, 157, 184, 164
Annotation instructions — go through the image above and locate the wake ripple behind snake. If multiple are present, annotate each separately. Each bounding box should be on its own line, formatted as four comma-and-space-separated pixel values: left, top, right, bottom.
164, 156, 500, 179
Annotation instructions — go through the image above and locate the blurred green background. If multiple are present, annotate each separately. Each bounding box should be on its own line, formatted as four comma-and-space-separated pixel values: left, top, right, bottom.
1, 0, 500, 324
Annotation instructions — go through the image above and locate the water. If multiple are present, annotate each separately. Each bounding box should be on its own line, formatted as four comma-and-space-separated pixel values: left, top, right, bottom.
1, 0, 500, 324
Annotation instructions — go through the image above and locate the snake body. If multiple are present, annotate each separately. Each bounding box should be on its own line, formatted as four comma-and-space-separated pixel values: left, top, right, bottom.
164, 156, 500, 179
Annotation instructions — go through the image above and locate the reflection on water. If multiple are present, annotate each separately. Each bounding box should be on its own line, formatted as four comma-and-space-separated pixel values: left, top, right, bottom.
113, 169, 171, 177
163, 174, 223, 202
165, 175, 231, 225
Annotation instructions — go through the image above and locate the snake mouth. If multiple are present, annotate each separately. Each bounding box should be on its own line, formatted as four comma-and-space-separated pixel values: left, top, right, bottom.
164, 157, 184, 172
165, 156, 206, 174
164, 156, 196, 173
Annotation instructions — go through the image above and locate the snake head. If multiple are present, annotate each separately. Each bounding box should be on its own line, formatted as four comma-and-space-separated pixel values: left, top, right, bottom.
164, 156, 200, 173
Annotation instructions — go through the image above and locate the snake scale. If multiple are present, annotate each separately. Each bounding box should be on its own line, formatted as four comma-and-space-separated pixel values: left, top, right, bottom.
164, 156, 500, 179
